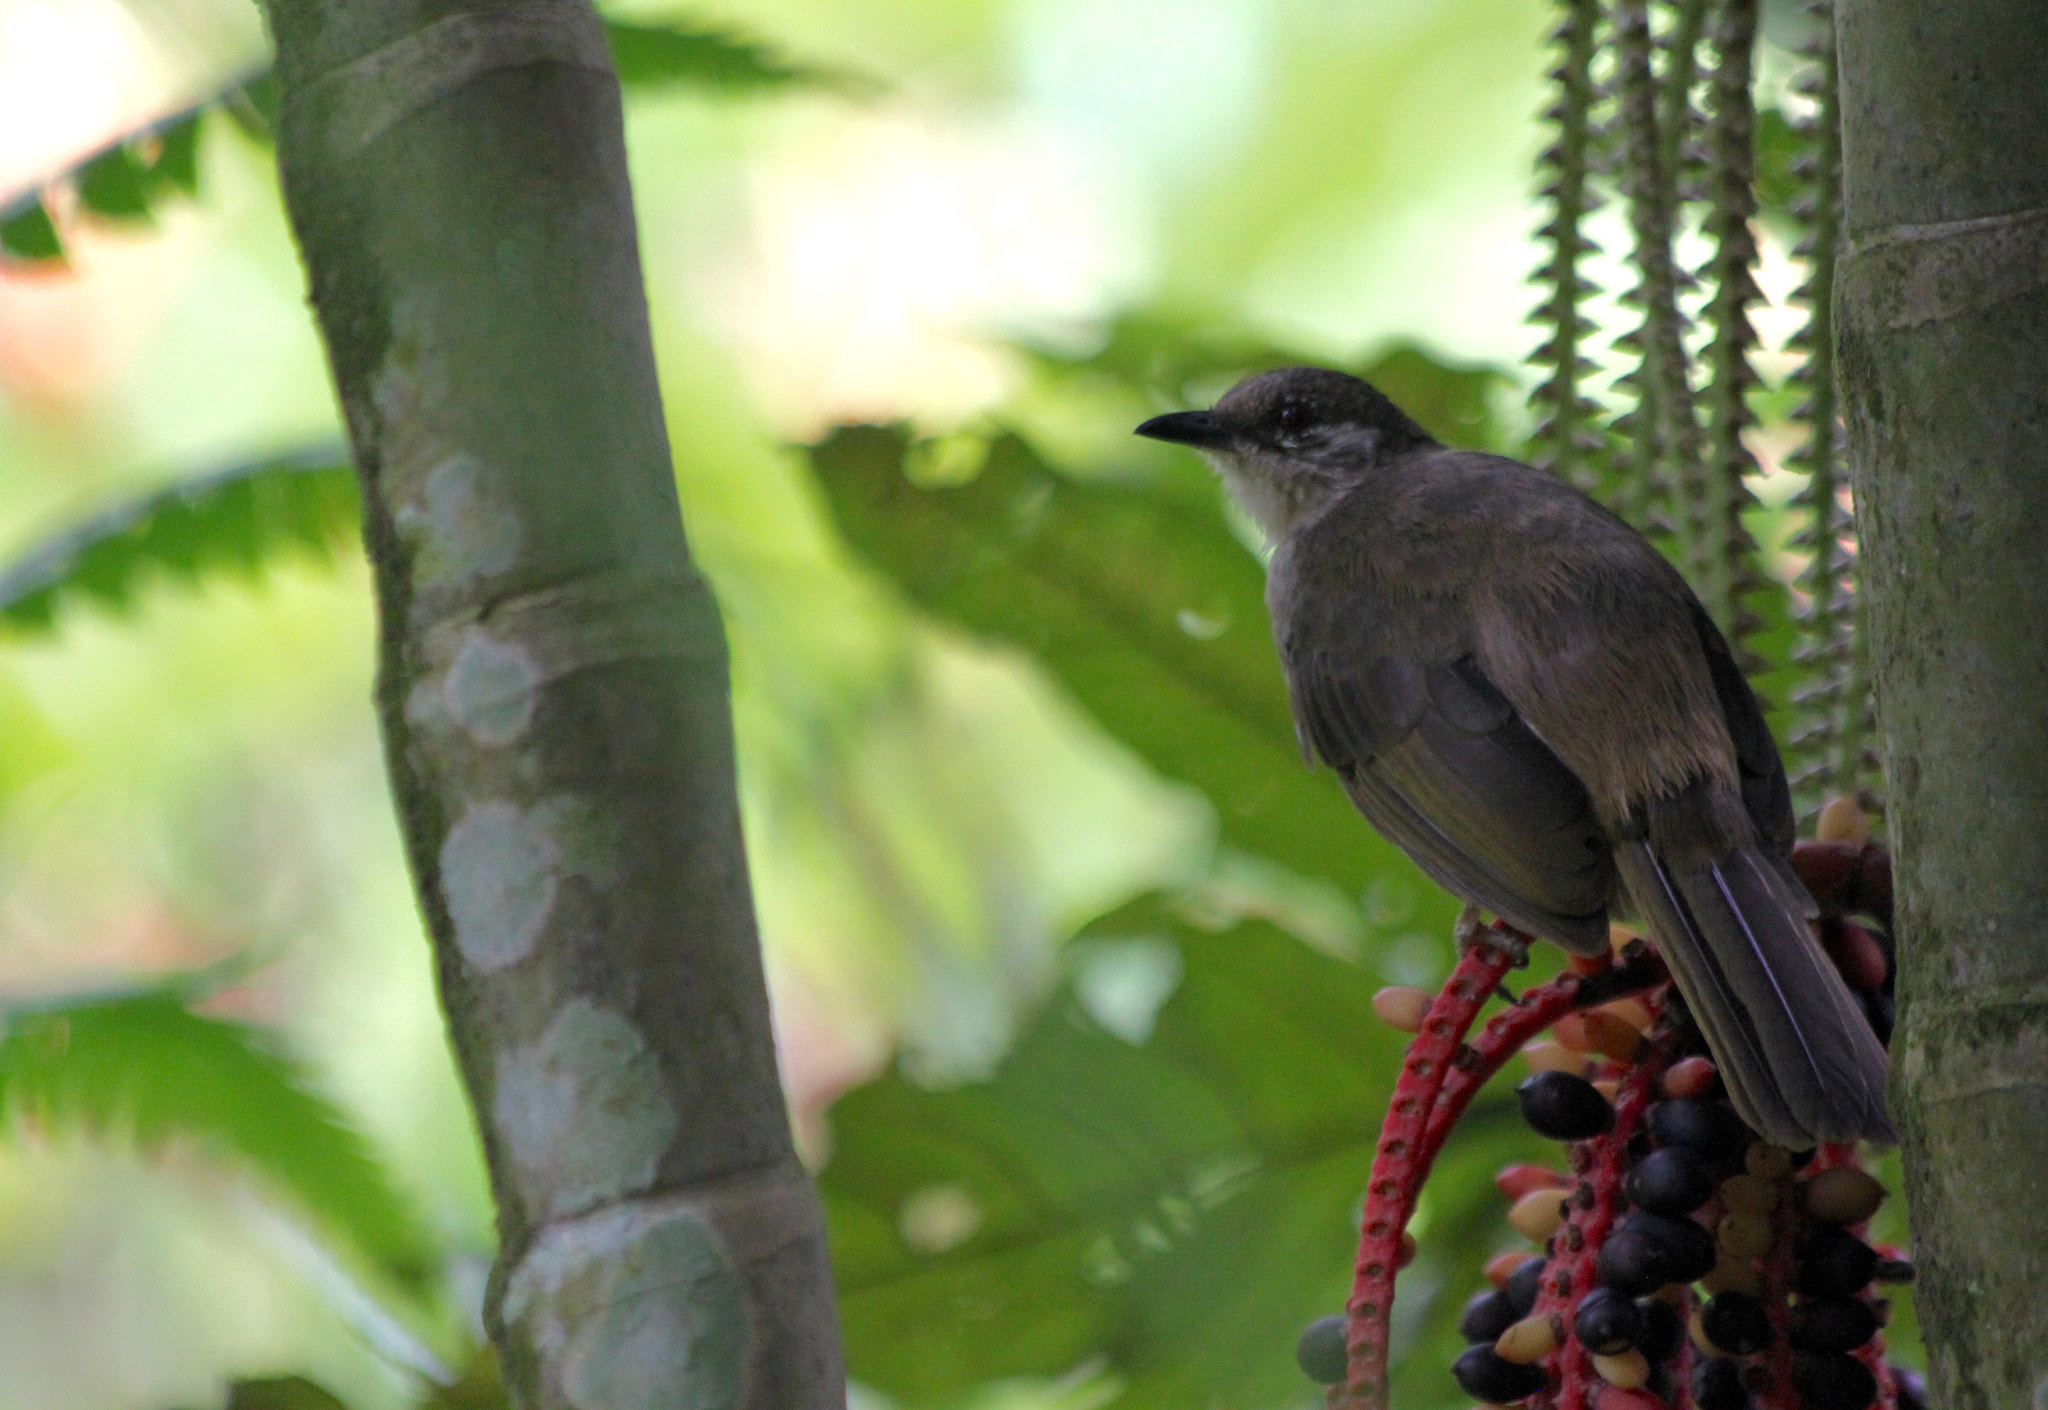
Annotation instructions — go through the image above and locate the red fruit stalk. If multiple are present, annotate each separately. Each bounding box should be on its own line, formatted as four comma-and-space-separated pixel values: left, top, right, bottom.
1340, 938, 1516, 1410
1338, 928, 1665, 1409
1340, 827, 1904, 1410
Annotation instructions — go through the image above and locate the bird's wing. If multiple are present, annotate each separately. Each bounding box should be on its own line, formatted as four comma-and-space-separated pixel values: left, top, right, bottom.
1689, 599, 1792, 841
1685, 599, 1812, 906
1283, 616, 1615, 956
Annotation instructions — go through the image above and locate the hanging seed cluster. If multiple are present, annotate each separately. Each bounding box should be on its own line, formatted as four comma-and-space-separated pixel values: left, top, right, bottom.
1777, 0, 1877, 825
1523, 0, 1872, 793
1293, 803, 1915, 1410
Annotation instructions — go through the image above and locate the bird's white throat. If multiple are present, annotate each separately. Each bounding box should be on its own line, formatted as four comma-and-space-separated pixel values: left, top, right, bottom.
1210, 450, 1346, 543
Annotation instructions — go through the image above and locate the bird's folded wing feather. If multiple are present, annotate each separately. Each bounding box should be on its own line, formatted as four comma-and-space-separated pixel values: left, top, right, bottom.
1286, 642, 1615, 956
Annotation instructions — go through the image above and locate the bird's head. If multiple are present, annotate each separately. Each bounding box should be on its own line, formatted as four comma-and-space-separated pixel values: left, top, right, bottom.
1135, 366, 1436, 540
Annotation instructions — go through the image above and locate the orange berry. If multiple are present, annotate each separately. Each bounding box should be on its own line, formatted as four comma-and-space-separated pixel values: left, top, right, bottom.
1372, 986, 1433, 1033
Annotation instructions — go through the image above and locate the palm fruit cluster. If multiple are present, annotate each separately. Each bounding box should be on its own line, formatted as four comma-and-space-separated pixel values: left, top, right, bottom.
1294, 803, 1916, 1410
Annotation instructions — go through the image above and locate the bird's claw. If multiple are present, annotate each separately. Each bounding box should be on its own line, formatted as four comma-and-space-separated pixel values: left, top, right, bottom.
1454, 904, 1530, 966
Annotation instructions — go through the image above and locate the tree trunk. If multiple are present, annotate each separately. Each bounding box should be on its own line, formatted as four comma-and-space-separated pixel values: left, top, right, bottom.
1835, 3, 2048, 1405
257, 1, 847, 1404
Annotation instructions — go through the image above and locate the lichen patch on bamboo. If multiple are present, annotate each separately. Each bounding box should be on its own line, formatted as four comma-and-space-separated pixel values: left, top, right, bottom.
397, 453, 522, 585
502, 1200, 747, 1410
444, 627, 539, 745
441, 795, 620, 973
494, 999, 678, 1220
443, 800, 560, 972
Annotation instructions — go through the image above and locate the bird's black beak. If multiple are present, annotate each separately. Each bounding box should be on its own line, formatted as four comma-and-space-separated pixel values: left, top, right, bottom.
1135, 410, 1234, 449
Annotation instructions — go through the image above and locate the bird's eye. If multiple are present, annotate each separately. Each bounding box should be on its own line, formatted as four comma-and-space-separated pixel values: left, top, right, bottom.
1276, 400, 1308, 434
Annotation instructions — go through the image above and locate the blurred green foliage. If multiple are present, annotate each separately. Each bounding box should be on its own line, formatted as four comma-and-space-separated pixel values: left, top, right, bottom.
219, 1379, 351, 1410
810, 421, 1404, 894
0, 451, 354, 635
0, 16, 864, 268
0, 982, 440, 1294
604, 18, 878, 93
0, 197, 65, 263
824, 895, 1543, 1407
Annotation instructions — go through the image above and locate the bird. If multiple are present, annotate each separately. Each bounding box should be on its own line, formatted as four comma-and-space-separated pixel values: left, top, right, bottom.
1135, 365, 1893, 1148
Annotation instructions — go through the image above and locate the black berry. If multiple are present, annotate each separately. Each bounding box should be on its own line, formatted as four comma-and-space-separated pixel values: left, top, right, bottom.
1700, 1291, 1773, 1355
1295, 1315, 1346, 1384
1504, 1256, 1546, 1315
1693, 1356, 1752, 1410
1517, 1070, 1615, 1140
1789, 1297, 1881, 1353
1572, 1287, 1642, 1354
1794, 1351, 1879, 1410
1647, 1097, 1748, 1154
1893, 1366, 1929, 1410
1460, 1289, 1517, 1345
1611, 1209, 1717, 1285
1596, 1228, 1666, 1296
1637, 1296, 1685, 1363
1625, 1146, 1717, 1216
1452, 1344, 1546, 1403
1796, 1225, 1880, 1298
1858, 988, 1896, 1047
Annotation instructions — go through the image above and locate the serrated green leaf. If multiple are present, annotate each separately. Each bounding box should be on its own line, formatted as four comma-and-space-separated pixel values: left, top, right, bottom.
0, 195, 63, 265
0, 21, 860, 225
0, 448, 360, 637
0, 987, 439, 1291
824, 898, 1547, 1408
603, 18, 874, 94
76, 143, 156, 223
151, 112, 203, 196
807, 424, 1444, 909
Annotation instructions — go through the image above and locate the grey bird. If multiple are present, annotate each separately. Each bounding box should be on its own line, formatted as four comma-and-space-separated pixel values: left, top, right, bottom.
1136, 366, 1893, 1147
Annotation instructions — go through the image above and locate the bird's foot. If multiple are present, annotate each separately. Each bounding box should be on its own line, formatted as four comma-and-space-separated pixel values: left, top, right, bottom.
1452, 904, 1530, 966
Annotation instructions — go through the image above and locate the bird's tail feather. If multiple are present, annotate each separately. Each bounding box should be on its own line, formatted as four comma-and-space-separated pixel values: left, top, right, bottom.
1616, 841, 1894, 1148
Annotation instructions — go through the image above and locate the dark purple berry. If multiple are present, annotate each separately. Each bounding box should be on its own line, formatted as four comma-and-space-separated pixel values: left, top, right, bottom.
1620, 1209, 1717, 1282
1572, 1287, 1642, 1353
1295, 1314, 1346, 1384
1700, 1291, 1774, 1355
1625, 1146, 1717, 1215
1594, 1227, 1669, 1296
1503, 1256, 1546, 1315
1796, 1225, 1880, 1297
1596, 1228, 1666, 1296
1637, 1296, 1685, 1363
1452, 1345, 1546, 1403
1647, 1097, 1748, 1154
1794, 1351, 1879, 1410
1858, 988, 1896, 1046
1789, 1297, 1881, 1353
1893, 1366, 1929, 1410
1693, 1356, 1752, 1410
1460, 1289, 1517, 1344
1517, 1070, 1615, 1140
